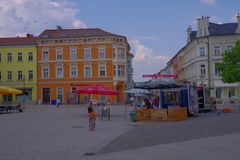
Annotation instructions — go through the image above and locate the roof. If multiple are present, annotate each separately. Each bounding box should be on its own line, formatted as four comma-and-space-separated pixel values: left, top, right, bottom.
38, 28, 126, 39
189, 22, 238, 41
0, 37, 36, 46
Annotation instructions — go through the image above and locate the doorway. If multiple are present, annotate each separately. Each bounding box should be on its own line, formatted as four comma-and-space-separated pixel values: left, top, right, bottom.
42, 88, 50, 104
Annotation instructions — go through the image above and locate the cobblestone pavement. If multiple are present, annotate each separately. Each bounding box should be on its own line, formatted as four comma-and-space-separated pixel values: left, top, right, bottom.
0, 104, 239, 160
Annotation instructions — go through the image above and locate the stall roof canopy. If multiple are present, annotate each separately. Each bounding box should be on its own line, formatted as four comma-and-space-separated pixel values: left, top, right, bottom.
135, 80, 182, 89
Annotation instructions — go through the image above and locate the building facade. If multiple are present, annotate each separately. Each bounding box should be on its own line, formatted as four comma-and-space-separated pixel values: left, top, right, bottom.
168, 15, 240, 104
37, 27, 133, 104
0, 36, 37, 103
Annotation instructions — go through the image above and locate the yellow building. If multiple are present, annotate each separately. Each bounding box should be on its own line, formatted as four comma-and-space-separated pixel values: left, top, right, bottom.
0, 35, 37, 103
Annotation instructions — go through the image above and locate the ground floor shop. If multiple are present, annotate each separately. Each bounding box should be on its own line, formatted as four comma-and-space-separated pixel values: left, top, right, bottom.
37, 81, 126, 104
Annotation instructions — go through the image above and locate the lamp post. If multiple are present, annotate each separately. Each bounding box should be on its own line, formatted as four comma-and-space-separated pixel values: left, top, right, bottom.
23, 75, 25, 109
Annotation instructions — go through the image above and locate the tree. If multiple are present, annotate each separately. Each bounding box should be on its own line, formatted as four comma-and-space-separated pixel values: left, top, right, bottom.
216, 40, 240, 83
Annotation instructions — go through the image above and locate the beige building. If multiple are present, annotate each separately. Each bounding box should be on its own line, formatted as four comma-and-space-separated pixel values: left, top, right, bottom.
167, 14, 240, 104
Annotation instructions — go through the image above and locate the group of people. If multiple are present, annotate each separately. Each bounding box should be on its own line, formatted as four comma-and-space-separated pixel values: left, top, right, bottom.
131, 96, 160, 109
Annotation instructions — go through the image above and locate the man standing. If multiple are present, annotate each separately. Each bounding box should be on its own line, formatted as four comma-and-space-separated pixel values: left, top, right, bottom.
56, 98, 60, 108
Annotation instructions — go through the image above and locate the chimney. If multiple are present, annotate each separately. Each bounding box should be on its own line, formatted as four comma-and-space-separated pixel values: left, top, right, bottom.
187, 25, 192, 43
57, 25, 62, 31
197, 15, 210, 37
236, 13, 240, 34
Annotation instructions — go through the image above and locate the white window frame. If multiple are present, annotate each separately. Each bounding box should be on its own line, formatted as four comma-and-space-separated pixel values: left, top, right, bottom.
7, 53, 12, 62
229, 88, 235, 98
7, 71, 12, 80
117, 48, 125, 59
42, 67, 49, 79
84, 65, 92, 77
84, 47, 91, 60
118, 65, 125, 77
213, 45, 221, 56
18, 52, 22, 62
56, 87, 63, 101
226, 44, 234, 52
56, 65, 63, 78
28, 70, 33, 80
113, 65, 116, 77
215, 88, 222, 98
200, 64, 206, 77
56, 48, 63, 61
214, 63, 220, 75
198, 47, 205, 57
98, 46, 105, 59
18, 70, 23, 80
70, 65, 77, 78
42, 49, 49, 61
28, 52, 33, 61
70, 47, 77, 60
98, 64, 106, 77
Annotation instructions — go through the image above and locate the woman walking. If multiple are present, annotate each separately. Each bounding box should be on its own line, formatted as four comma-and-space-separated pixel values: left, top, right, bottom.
88, 107, 96, 131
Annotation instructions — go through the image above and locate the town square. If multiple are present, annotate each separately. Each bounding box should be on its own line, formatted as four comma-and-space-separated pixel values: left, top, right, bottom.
0, 0, 240, 159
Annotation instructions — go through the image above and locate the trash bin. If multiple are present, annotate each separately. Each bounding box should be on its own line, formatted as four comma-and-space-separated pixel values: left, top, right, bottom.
129, 111, 136, 122
51, 99, 56, 105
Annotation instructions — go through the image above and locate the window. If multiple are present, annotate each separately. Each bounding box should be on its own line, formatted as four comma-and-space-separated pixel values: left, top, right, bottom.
118, 65, 125, 77
18, 52, 22, 62
70, 47, 77, 60
215, 88, 222, 98
70, 66, 77, 77
56, 87, 63, 101
42, 49, 49, 61
0, 71, 1, 80
203, 27, 207, 36
214, 46, 222, 56
99, 95, 106, 103
71, 87, 77, 93
56, 66, 63, 78
0, 53, 1, 62
56, 48, 63, 61
98, 47, 105, 59
84, 65, 92, 77
99, 65, 106, 77
117, 48, 125, 59
226, 45, 233, 52
28, 70, 33, 80
114, 65, 116, 77
7, 71, 12, 80
229, 88, 235, 98
18, 70, 23, 80
214, 63, 220, 75
28, 52, 33, 61
200, 64, 205, 77
42, 67, 49, 79
7, 53, 12, 62
84, 47, 91, 60
198, 47, 205, 56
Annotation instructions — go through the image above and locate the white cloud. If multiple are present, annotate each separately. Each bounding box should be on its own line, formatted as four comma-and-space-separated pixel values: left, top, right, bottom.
130, 38, 170, 82
200, 0, 216, 5
0, 0, 87, 37
231, 12, 240, 22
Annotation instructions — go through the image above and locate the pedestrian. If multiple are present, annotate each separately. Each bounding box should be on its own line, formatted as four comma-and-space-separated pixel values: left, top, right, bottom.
88, 107, 96, 131
56, 98, 60, 108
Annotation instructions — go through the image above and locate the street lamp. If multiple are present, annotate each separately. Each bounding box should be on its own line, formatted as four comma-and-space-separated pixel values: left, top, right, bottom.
22, 75, 25, 109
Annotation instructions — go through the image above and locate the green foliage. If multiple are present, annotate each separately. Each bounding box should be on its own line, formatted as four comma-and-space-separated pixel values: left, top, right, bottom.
216, 40, 240, 83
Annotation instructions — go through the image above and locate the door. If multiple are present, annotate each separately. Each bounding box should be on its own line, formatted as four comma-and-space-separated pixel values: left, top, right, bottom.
42, 88, 50, 104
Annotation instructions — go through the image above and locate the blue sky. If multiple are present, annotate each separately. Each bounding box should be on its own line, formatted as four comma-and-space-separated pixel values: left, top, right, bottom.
0, 0, 239, 81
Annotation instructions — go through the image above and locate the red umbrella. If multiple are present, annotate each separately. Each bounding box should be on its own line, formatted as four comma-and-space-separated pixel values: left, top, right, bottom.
75, 84, 118, 96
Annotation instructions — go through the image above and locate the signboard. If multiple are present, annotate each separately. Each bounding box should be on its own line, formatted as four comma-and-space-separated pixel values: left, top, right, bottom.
142, 74, 177, 79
